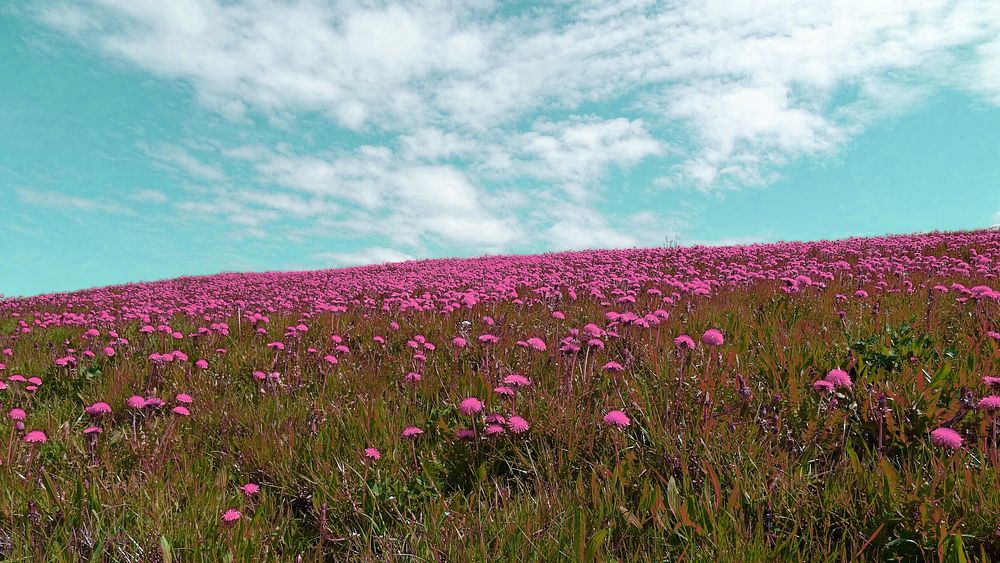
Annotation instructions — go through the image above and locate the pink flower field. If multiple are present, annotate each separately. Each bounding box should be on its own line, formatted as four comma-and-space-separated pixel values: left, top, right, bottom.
0, 230, 998, 560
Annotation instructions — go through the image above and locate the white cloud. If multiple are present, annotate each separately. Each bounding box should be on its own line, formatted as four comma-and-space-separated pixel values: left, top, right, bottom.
140, 143, 226, 181
17, 188, 129, 214
518, 116, 665, 183
314, 247, 414, 267
33, 0, 1000, 257
39, 0, 1000, 192
544, 206, 637, 250
129, 189, 169, 203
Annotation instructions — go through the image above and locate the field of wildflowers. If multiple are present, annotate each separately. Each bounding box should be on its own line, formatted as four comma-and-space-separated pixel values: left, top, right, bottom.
0, 230, 998, 561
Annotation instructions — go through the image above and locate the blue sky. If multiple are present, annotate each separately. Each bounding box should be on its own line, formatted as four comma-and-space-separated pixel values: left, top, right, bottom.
2, 1, 999, 297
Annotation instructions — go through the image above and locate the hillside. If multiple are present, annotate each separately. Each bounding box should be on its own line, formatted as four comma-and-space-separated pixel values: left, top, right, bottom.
0, 230, 998, 560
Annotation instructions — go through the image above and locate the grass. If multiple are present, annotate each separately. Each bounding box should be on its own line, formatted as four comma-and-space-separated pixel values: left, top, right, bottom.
0, 232, 997, 561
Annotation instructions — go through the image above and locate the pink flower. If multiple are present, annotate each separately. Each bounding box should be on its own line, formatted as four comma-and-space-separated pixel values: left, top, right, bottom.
252, 370, 266, 381
673, 335, 695, 349
24, 430, 47, 443
176, 393, 193, 404
825, 369, 853, 389
552, 311, 565, 320
930, 427, 962, 451
402, 426, 423, 438
104, 346, 116, 357
507, 416, 529, 434
364, 447, 381, 460
83, 426, 102, 435
979, 395, 1000, 412
85, 402, 112, 415
459, 397, 484, 416
602, 361, 624, 373
812, 380, 834, 394
221, 509, 242, 523
7, 408, 25, 421
984, 376, 1000, 388
127, 395, 147, 409
854, 289, 869, 298
478, 334, 499, 344
195, 359, 209, 369
404, 371, 422, 383
525, 337, 547, 351
171, 406, 190, 416
503, 374, 531, 387
493, 386, 514, 396
603, 410, 631, 428
456, 428, 476, 440
241, 483, 260, 495
485, 424, 505, 435
702, 328, 725, 346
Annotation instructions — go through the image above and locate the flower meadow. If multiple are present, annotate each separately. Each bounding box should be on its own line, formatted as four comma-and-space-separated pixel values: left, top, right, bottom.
0, 230, 998, 561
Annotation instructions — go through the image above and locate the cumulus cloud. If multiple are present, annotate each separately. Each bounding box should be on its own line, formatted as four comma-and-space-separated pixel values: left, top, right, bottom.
34, 0, 1000, 256
314, 247, 414, 267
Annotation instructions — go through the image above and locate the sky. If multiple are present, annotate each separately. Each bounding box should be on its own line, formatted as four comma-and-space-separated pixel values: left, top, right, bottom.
2, 0, 999, 297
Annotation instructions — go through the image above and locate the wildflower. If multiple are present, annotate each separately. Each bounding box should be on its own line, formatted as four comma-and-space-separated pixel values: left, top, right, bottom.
603, 410, 631, 428
241, 483, 260, 495
854, 289, 869, 298
127, 395, 147, 409
195, 359, 209, 369
456, 429, 476, 440
485, 424, 505, 435
402, 426, 423, 438
702, 329, 725, 346
674, 335, 695, 349
7, 408, 25, 421
812, 380, 834, 393
930, 427, 962, 451
83, 426, 102, 434
24, 430, 47, 443
507, 416, 529, 434
494, 386, 514, 396
364, 447, 381, 460
459, 397, 484, 416
603, 361, 624, 373
85, 402, 112, 416
825, 369, 853, 389
404, 371, 422, 383
526, 337, 546, 351
979, 396, 1000, 411
176, 393, 193, 404
984, 376, 1000, 388
171, 406, 190, 416
503, 374, 531, 387
221, 509, 242, 523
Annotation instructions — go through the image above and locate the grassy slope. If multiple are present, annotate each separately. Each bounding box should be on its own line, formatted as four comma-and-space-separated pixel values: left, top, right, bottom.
0, 249, 998, 560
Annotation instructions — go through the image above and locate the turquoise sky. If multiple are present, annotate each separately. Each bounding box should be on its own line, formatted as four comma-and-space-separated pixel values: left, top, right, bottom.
2, 1, 999, 297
